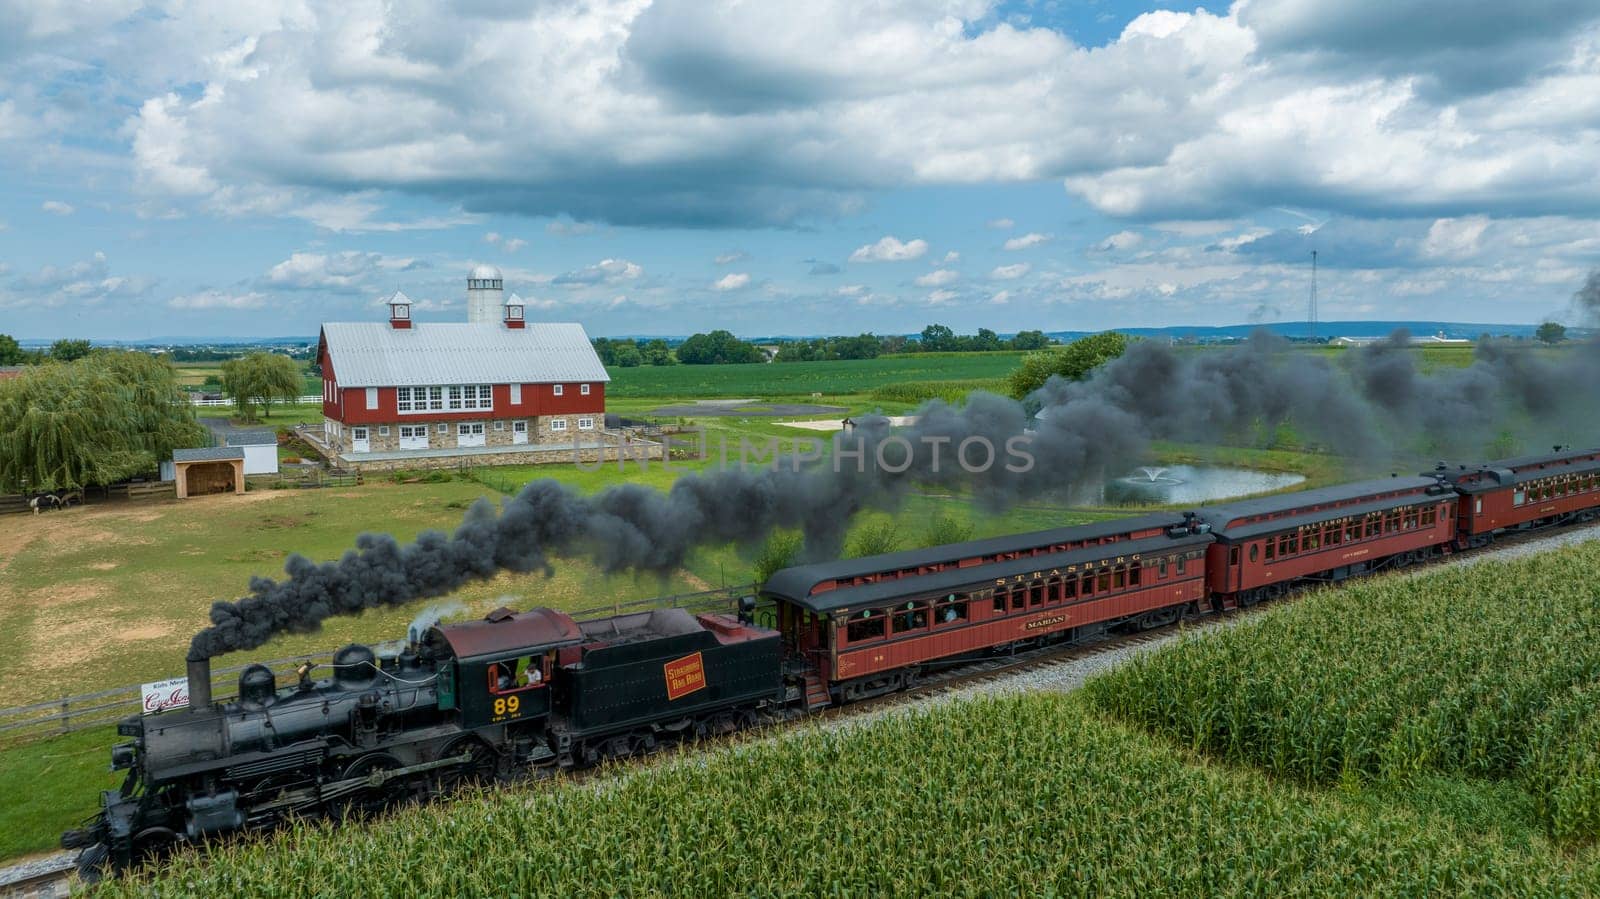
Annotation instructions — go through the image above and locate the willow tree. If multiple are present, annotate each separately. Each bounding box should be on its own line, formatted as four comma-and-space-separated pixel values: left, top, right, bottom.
0, 353, 206, 491
220, 352, 304, 420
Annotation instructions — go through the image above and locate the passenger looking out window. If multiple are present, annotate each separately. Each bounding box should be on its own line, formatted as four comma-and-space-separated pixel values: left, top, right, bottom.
892, 602, 928, 634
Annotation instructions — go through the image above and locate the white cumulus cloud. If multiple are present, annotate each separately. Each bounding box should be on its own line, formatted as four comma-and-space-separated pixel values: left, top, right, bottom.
1096, 230, 1144, 251
1004, 232, 1051, 250
850, 236, 928, 262
713, 272, 751, 291
41, 200, 75, 215
990, 262, 1031, 280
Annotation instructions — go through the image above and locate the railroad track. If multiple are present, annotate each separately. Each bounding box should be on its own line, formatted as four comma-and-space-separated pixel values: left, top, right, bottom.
10, 517, 1599, 891
0, 855, 73, 898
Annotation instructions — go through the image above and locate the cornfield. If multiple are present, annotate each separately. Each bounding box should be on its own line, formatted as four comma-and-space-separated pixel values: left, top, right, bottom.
96, 694, 1599, 898
1085, 542, 1600, 842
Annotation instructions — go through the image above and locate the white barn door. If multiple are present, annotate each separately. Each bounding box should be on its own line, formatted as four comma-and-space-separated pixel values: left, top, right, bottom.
351, 427, 370, 453
399, 425, 429, 450
457, 422, 486, 447
512, 420, 528, 445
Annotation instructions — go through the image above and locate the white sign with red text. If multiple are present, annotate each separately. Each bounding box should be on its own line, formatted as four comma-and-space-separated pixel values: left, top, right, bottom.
141, 678, 189, 715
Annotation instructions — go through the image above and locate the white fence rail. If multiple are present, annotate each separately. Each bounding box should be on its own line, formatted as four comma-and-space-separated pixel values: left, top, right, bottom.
189, 395, 320, 407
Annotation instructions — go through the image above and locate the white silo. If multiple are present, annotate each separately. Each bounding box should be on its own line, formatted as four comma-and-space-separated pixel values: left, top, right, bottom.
466, 264, 504, 324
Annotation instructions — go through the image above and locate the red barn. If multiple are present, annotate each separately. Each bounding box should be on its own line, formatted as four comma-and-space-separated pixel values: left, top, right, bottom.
315, 269, 611, 466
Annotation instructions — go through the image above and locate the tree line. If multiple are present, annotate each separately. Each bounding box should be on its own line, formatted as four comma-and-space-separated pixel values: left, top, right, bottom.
0, 336, 92, 365
591, 325, 1055, 367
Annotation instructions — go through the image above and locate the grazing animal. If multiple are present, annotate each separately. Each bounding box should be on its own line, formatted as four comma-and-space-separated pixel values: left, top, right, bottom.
29, 493, 60, 514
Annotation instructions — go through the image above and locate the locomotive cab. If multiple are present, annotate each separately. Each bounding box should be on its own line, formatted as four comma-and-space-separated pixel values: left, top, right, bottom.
425, 606, 586, 729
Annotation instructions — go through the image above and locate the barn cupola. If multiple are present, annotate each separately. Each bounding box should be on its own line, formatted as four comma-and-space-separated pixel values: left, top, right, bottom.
387, 290, 413, 330
503, 293, 526, 329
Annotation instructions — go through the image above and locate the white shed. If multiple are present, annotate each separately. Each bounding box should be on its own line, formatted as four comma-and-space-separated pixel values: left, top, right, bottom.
225, 429, 280, 475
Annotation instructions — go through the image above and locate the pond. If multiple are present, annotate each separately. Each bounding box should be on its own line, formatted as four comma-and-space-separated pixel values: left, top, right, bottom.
1075, 465, 1307, 506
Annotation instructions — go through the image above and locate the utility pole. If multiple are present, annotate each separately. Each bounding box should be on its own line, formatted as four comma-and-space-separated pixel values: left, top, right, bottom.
1309, 249, 1319, 342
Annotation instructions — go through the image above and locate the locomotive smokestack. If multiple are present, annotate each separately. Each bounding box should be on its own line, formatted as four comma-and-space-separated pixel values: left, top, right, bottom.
187, 658, 212, 713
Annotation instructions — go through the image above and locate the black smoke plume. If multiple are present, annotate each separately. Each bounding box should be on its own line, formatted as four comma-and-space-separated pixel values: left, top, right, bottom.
192, 277, 1600, 659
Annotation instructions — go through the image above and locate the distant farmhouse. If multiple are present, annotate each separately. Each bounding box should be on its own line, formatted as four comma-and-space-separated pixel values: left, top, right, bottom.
313, 266, 652, 470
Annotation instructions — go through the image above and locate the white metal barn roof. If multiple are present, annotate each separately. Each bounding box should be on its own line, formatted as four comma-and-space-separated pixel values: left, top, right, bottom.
319, 322, 610, 388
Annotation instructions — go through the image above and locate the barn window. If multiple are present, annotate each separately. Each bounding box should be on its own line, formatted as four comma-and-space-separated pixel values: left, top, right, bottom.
551, 418, 568, 432
493, 421, 504, 431
397, 387, 412, 412
553, 384, 564, 396
580, 383, 591, 395
511, 384, 522, 404
378, 426, 390, 436
366, 387, 378, 409
437, 424, 448, 435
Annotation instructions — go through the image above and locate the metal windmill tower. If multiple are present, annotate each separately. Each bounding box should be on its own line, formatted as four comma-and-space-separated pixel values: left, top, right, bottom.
1308, 250, 1319, 341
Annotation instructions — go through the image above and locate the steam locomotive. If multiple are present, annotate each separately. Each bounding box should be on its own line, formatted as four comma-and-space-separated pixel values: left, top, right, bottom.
64, 446, 1600, 876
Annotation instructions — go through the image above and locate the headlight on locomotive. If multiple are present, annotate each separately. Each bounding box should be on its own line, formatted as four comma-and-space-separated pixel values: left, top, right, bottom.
110, 742, 137, 771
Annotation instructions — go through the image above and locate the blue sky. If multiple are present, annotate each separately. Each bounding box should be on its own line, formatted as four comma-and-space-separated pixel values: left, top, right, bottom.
2, 0, 1598, 339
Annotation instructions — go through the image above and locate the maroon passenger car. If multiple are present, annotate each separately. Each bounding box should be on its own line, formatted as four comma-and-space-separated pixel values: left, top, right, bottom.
1431, 448, 1600, 548
1195, 476, 1457, 609
762, 515, 1211, 706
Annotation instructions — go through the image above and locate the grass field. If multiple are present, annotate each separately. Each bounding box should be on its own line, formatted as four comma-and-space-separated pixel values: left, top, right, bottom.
171, 361, 320, 396
95, 690, 1600, 897
604, 351, 1026, 398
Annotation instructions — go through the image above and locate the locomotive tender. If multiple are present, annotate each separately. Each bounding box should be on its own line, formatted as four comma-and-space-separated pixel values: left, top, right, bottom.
66, 447, 1600, 875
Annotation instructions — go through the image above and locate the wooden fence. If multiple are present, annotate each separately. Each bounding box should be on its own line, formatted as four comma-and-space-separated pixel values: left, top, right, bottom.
107, 480, 175, 500
0, 481, 173, 514
188, 395, 321, 407
0, 583, 758, 744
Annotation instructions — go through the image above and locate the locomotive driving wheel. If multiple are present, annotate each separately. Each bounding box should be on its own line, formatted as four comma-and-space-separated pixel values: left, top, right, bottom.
435, 737, 499, 794
132, 826, 181, 864
336, 753, 404, 819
